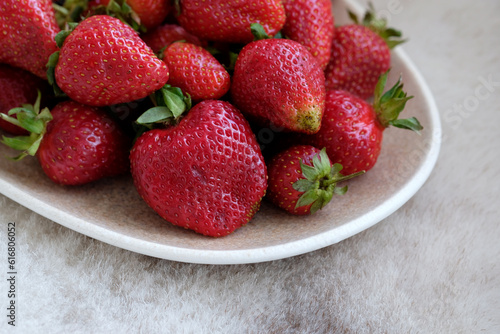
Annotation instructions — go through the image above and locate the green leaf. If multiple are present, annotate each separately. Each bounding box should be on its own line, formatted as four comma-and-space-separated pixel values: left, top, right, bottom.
55, 30, 71, 49
15, 112, 44, 134
46, 51, 59, 88
161, 90, 186, 119
300, 163, 318, 181
334, 185, 348, 196
309, 200, 323, 215
373, 71, 389, 106
0, 113, 22, 128
373, 70, 419, 130
295, 189, 319, 209
251, 23, 271, 41
318, 148, 332, 175
389, 117, 423, 133
292, 179, 314, 192
348, 10, 359, 24
136, 106, 173, 125
330, 163, 343, 176
1, 136, 33, 151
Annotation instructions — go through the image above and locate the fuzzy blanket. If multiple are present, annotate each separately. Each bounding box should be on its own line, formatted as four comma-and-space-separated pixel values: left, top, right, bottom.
0, 0, 499, 333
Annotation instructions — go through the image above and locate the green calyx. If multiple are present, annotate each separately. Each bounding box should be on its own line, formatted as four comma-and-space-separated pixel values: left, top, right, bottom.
250, 23, 283, 41
46, 21, 80, 98
373, 70, 423, 133
135, 85, 192, 129
348, 2, 405, 49
293, 148, 365, 214
53, 0, 87, 29
0, 91, 52, 160
94, 0, 146, 33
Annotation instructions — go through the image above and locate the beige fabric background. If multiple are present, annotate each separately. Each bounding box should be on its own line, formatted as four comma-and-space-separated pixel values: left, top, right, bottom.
0, 0, 499, 332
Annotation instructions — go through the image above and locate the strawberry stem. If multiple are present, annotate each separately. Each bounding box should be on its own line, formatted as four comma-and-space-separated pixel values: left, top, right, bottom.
373, 71, 423, 133
293, 148, 365, 214
348, 2, 406, 49
0, 92, 53, 160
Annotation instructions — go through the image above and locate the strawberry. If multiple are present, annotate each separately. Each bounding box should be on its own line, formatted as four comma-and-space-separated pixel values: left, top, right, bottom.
0, 0, 60, 79
84, 0, 171, 31
125, 0, 171, 31
130, 99, 267, 237
0, 98, 131, 185
267, 145, 363, 215
324, 5, 405, 100
281, 0, 335, 70
231, 38, 325, 134
162, 42, 230, 102
300, 72, 423, 175
0, 65, 51, 135
141, 24, 204, 53
175, 0, 286, 44
52, 15, 169, 107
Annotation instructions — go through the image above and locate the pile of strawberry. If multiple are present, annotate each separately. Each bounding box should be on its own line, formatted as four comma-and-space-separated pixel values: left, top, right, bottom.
0, 0, 422, 237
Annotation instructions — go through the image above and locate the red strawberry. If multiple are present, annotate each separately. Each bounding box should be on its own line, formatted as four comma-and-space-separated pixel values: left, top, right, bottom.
0, 65, 51, 135
130, 100, 268, 237
86, 0, 171, 31
176, 0, 286, 44
126, 0, 171, 31
324, 5, 405, 99
1, 98, 130, 185
301, 72, 423, 175
231, 38, 325, 134
53, 15, 169, 107
281, 0, 335, 70
267, 145, 363, 215
162, 42, 230, 102
0, 0, 60, 79
141, 24, 204, 53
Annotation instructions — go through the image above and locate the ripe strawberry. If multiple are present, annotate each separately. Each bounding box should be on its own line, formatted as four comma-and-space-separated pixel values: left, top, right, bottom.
301, 72, 423, 175
176, 0, 286, 44
324, 5, 405, 99
130, 100, 267, 237
1, 98, 131, 185
125, 0, 171, 31
85, 0, 171, 31
141, 24, 204, 53
231, 38, 325, 134
0, 65, 51, 135
53, 15, 169, 107
267, 145, 363, 215
0, 0, 60, 79
281, 0, 335, 70
162, 42, 230, 102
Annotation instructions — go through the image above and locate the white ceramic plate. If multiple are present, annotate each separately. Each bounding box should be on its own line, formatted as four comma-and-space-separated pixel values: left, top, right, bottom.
0, 0, 441, 264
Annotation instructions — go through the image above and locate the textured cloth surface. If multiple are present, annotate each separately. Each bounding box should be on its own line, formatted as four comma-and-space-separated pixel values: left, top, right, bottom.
1, 0, 499, 333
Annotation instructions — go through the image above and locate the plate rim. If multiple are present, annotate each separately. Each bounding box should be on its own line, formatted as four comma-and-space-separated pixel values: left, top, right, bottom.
0, 46, 442, 265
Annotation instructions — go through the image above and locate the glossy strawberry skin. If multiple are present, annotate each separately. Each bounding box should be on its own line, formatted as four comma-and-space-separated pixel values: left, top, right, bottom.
301, 90, 384, 175
37, 101, 131, 185
176, 0, 286, 44
0, 65, 50, 135
127, 0, 171, 31
163, 42, 230, 102
281, 0, 334, 70
130, 100, 268, 237
0, 0, 59, 79
267, 145, 324, 215
325, 25, 390, 100
141, 24, 204, 53
231, 38, 325, 134
55, 15, 169, 107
